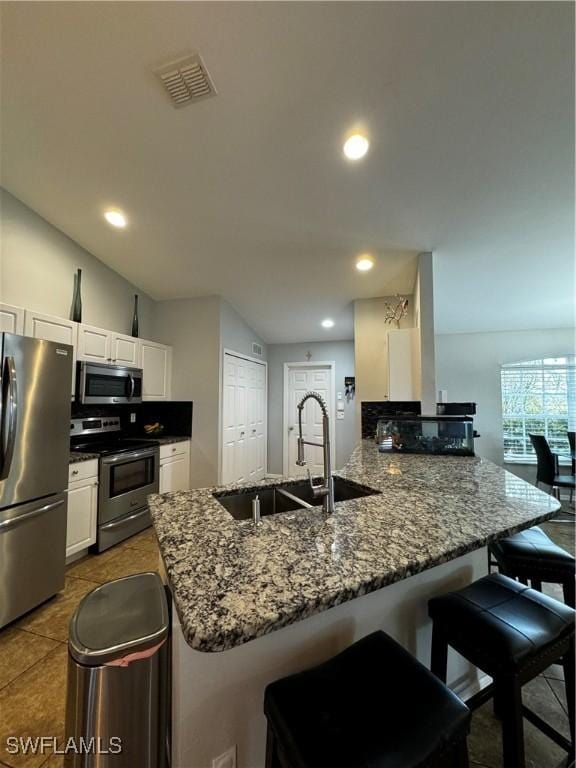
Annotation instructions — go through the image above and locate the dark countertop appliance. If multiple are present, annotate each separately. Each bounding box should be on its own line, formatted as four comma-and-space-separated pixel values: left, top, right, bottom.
70, 416, 159, 551
376, 415, 475, 456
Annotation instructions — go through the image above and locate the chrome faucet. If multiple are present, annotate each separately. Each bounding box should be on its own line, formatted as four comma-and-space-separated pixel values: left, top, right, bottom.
295, 392, 335, 514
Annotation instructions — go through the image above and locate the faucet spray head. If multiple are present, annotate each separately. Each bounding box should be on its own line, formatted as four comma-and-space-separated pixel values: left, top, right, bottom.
296, 437, 306, 466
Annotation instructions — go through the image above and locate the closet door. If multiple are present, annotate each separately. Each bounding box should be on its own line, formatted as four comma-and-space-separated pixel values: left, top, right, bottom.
221, 354, 266, 485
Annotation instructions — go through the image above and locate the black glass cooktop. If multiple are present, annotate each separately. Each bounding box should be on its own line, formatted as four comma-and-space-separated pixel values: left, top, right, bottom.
70, 438, 158, 457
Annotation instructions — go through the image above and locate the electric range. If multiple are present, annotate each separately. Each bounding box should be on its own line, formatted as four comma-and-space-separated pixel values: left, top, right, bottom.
70, 417, 160, 552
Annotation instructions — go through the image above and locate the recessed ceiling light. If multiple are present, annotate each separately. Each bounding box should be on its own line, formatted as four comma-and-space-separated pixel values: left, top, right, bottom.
343, 134, 369, 160
104, 209, 127, 228
356, 254, 375, 272
321, 318, 335, 329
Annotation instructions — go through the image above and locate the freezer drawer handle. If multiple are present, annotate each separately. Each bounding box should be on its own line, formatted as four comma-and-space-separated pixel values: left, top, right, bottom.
0, 356, 18, 481
0, 498, 65, 532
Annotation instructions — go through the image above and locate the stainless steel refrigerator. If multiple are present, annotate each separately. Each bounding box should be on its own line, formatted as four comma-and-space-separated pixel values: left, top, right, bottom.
0, 333, 73, 628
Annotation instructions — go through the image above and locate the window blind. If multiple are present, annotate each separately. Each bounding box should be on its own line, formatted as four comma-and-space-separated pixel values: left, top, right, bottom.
501, 357, 575, 463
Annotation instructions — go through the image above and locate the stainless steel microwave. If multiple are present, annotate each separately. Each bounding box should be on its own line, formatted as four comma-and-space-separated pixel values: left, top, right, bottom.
77, 362, 143, 404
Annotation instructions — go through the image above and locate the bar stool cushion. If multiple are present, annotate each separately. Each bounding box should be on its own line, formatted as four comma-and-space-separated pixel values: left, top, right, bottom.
428, 574, 575, 674
264, 630, 470, 768
490, 527, 575, 575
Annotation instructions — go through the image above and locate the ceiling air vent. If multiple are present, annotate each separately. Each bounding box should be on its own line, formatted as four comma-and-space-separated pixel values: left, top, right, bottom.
252, 343, 263, 357
155, 53, 217, 108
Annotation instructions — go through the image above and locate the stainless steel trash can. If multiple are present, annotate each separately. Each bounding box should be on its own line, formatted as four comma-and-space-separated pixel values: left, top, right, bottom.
65, 572, 170, 767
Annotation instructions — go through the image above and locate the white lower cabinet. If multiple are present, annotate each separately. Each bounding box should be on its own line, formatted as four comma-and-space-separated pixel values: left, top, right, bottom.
159, 441, 190, 493
67, 460, 98, 558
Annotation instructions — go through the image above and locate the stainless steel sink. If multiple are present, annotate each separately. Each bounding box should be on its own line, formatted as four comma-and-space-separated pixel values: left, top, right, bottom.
213, 476, 380, 521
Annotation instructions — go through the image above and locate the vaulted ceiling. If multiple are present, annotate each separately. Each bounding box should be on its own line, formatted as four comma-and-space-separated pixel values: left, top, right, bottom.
1, 1, 573, 341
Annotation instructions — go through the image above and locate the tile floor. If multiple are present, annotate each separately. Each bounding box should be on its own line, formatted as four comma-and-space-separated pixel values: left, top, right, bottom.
0, 528, 161, 768
0, 515, 574, 768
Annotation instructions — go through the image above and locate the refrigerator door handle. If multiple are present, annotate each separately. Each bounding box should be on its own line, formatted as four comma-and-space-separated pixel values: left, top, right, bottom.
0, 498, 65, 532
0, 356, 18, 481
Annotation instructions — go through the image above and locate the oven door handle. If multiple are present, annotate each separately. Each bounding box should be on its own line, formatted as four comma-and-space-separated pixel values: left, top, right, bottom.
102, 449, 158, 464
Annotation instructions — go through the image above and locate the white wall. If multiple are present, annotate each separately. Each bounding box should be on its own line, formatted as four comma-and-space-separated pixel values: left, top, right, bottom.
220, 300, 267, 361
435, 327, 575, 466
0, 189, 156, 337
267, 341, 356, 473
416, 252, 436, 414
154, 297, 222, 487
155, 296, 266, 487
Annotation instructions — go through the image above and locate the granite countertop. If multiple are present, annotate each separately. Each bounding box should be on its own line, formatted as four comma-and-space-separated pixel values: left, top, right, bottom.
148, 440, 560, 653
69, 452, 100, 464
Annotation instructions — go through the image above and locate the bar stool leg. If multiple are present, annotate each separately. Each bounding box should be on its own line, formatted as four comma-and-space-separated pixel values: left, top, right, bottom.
564, 638, 575, 758
265, 723, 282, 768
496, 677, 525, 768
455, 738, 470, 768
563, 578, 575, 609
431, 625, 449, 683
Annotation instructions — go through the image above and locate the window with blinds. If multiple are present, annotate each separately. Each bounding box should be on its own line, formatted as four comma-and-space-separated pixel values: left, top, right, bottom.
501, 356, 575, 463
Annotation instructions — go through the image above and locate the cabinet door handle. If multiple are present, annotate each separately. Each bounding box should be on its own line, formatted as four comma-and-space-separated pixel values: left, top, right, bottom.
71, 469, 79, 476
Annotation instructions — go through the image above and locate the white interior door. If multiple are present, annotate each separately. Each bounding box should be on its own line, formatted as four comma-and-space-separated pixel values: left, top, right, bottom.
222, 353, 266, 485
284, 364, 335, 477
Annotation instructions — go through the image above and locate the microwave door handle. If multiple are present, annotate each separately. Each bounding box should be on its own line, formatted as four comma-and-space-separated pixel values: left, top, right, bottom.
128, 373, 135, 400
0, 356, 18, 481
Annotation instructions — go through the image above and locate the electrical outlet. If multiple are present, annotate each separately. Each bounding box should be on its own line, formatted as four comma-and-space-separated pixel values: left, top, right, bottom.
130, 412, 136, 423
212, 745, 236, 768
337, 411, 345, 420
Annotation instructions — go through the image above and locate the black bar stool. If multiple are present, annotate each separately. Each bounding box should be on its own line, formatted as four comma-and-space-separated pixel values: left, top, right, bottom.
429, 573, 575, 768
489, 526, 575, 607
264, 630, 470, 768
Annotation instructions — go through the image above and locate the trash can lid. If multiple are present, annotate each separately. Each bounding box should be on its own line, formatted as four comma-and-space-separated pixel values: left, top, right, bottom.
69, 572, 169, 666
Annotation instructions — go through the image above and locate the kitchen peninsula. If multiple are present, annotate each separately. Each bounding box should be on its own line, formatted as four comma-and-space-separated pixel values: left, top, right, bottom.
149, 441, 560, 768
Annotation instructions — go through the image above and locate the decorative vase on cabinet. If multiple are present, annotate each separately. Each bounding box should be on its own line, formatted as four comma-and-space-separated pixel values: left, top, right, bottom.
131, 294, 139, 338
72, 268, 82, 323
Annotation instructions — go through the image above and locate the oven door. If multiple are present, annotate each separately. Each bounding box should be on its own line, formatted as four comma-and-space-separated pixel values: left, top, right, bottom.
99, 447, 159, 524
78, 362, 143, 405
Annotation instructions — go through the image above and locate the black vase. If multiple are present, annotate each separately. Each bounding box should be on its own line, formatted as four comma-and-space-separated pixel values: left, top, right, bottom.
72, 268, 82, 323
131, 294, 139, 338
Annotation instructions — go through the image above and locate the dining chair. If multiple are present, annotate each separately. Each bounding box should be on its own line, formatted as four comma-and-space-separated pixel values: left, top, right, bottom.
529, 433, 575, 506
568, 431, 575, 453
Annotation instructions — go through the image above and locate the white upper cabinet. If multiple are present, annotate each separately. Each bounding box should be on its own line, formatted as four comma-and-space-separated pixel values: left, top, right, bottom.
0, 303, 25, 335
77, 324, 112, 363
140, 339, 172, 400
24, 310, 78, 395
78, 325, 141, 367
111, 333, 140, 367
14, 307, 171, 400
